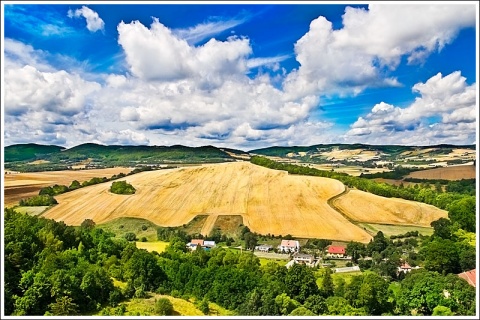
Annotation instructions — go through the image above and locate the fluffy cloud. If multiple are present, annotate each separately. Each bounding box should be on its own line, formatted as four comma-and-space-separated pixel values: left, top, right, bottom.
117, 18, 251, 84
345, 71, 477, 145
3, 5, 476, 149
283, 4, 476, 99
4, 65, 101, 117
68, 6, 104, 32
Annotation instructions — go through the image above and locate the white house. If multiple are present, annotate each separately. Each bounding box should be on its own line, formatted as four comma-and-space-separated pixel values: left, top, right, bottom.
293, 253, 314, 264
203, 241, 216, 248
278, 240, 300, 253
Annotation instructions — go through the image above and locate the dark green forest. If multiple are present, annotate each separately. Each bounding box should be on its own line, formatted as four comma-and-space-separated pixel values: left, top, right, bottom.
4, 207, 476, 316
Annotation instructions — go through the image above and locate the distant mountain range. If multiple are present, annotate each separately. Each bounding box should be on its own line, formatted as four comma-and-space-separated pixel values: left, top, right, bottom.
4, 142, 476, 164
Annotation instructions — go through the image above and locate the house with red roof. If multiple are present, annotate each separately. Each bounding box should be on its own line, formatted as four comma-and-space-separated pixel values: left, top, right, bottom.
398, 261, 412, 274
458, 269, 476, 287
326, 245, 346, 258
326, 246, 347, 258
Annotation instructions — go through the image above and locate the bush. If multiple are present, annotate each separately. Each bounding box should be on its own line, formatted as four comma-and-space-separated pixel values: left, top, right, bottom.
19, 195, 57, 206
124, 232, 137, 241
155, 298, 174, 315
197, 298, 209, 315
110, 181, 136, 195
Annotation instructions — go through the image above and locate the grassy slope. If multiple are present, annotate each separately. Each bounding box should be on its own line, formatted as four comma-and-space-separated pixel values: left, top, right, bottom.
98, 217, 160, 241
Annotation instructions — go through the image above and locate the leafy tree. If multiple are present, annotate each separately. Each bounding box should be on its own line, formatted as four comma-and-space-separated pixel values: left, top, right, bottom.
244, 232, 258, 250
155, 298, 174, 315
284, 264, 319, 303
447, 196, 475, 232
356, 273, 391, 315
319, 267, 334, 298
430, 218, 453, 239
123, 250, 166, 291
346, 241, 366, 263
48, 296, 78, 315
198, 297, 210, 315
69, 180, 82, 190
289, 306, 316, 316
457, 242, 476, 271
80, 219, 96, 230
19, 195, 58, 206
334, 277, 346, 297
303, 294, 327, 315
367, 231, 389, 255
432, 306, 454, 316
124, 232, 137, 241
325, 296, 367, 316
274, 293, 300, 315
110, 180, 136, 195
419, 239, 460, 274
397, 270, 475, 315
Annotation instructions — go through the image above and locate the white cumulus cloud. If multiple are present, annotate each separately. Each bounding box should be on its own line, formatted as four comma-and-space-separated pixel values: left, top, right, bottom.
345, 71, 477, 145
283, 3, 476, 99
68, 6, 104, 32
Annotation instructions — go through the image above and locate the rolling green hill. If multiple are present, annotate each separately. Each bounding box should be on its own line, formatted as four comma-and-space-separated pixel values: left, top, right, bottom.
4, 143, 65, 162
4, 143, 238, 167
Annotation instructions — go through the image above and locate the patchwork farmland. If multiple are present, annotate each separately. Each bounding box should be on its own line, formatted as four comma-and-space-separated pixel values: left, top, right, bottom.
3, 167, 132, 207
37, 161, 448, 243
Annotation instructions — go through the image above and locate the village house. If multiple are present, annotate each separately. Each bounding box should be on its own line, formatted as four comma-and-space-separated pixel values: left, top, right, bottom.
203, 240, 216, 248
292, 253, 314, 264
278, 240, 300, 253
458, 269, 476, 287
326, 245, 346, 258
398, 261, 412, 274
186, 239, 215, 251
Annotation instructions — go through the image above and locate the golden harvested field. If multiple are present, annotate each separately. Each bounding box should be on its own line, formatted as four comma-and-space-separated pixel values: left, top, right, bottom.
308, 164, 391, 177
3, 167, 132, 207
319, 148, 381, 162
406, 165, 476, 180
42, 162, 373, 242
333, 189, 447, 227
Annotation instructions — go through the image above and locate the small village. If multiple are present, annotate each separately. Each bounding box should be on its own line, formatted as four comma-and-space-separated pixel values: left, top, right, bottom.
186, 238, 426, 276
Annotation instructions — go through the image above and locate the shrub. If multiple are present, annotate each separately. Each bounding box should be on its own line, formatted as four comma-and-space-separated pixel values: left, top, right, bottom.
155, 298, 174, 316
124, 232, 137, 241
19, 195, 57, 206
110, 181, 136, 195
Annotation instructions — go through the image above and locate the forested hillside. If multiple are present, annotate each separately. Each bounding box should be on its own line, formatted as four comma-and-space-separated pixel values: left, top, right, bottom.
4, 208, 476, 316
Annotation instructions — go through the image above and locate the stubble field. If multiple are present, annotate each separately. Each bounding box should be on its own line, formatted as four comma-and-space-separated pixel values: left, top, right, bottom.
333, 189, 447, 226
41, 162, 373, 242
405, 164, 476, 180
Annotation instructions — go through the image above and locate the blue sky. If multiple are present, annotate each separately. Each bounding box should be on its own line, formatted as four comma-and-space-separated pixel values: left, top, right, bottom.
2, 2, 478, 149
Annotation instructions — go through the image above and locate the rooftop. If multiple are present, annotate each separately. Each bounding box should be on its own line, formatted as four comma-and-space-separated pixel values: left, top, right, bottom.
458, 269, 476, 287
